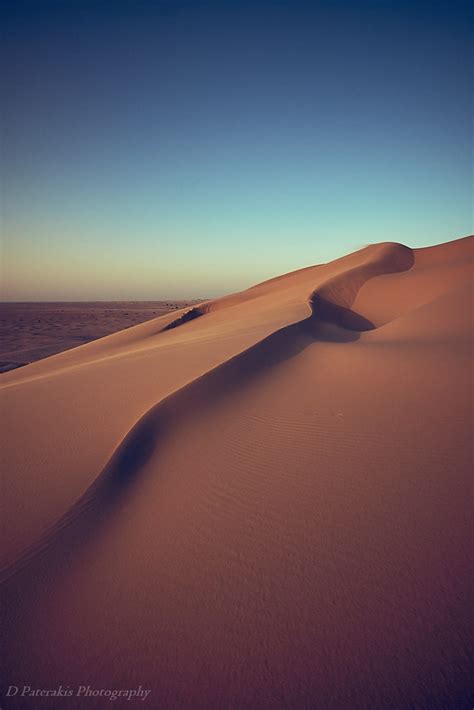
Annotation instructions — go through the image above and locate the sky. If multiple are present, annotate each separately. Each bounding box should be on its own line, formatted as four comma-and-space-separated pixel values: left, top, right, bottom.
1, 0, 472, 300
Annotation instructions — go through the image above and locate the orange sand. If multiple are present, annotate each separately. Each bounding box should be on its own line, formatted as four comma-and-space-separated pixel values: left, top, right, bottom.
1, 237, 473, 708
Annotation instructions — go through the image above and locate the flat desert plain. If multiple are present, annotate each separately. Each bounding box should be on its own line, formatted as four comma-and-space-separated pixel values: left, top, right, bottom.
1, 236, 473, 709
0, 301, 200, 373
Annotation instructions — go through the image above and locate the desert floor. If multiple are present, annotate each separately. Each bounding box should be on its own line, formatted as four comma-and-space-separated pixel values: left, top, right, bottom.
0, 301, 200, 373
1, 237, 472, 709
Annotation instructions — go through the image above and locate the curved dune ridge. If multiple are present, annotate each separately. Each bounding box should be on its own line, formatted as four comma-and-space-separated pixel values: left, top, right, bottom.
0, 242, 416, 580
1, 236, 473, 709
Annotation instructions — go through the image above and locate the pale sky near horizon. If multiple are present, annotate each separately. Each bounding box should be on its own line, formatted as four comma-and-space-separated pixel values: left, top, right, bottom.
1, 0, 472, 300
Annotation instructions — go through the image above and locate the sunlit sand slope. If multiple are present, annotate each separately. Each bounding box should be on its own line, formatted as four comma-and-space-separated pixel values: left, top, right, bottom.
1, 236, 472, 709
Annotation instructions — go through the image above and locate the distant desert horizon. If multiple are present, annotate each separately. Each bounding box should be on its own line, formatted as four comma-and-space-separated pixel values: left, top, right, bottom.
0, 300, 203, 373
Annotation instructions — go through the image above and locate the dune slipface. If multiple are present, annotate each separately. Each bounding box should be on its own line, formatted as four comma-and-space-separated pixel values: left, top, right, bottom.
1, 237, 473, 709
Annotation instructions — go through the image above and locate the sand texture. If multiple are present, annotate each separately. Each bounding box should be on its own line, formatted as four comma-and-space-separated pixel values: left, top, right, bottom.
1, 237, 473, 708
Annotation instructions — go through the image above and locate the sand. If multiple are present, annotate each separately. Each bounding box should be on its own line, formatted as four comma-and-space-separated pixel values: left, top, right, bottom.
1, 236, 472, 708
0, 301, 200, 373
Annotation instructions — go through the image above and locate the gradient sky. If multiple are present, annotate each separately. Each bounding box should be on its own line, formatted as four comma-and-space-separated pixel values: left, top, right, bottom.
1, 0, 472, 300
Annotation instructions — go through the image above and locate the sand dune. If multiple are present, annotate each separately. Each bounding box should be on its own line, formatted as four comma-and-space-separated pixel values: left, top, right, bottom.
1, 236, 473, 708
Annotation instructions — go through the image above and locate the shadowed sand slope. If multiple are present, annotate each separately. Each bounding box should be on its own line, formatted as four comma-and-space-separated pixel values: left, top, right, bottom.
1, 236, 473, 709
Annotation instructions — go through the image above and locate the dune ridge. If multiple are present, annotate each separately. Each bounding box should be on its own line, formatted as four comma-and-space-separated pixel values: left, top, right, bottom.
1, 236, 472, 709
0, 241, 417, 582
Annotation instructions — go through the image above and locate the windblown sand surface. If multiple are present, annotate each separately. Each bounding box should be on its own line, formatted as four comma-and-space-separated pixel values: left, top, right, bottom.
0, 301, 199, 373
1, 237, 473, 708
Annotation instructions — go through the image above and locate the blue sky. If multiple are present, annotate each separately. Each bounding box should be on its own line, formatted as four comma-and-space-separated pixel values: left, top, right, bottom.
1, 0, 472, 299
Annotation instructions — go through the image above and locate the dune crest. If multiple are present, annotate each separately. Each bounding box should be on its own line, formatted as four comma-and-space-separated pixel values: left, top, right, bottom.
1, 236, 472, 708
